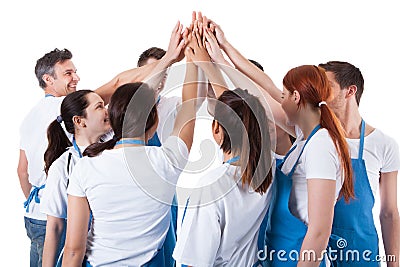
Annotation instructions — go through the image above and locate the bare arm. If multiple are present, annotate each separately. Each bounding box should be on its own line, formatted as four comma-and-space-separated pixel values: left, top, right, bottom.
298, 179, 336, 267
42, 216, 66, 267
17, 149, 31, 198
62, 195, 90, 267
214, 23, 283, 104
94, 62, 157, 105
380, 171, 399, 267
95, 21, 186, 106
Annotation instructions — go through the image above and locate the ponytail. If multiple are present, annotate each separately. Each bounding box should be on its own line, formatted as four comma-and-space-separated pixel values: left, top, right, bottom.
216, 89, 273, 194
283, 65, 354, 202
44, 120, 72, 175
83, 135, 118, 157
320, 104, 354, 202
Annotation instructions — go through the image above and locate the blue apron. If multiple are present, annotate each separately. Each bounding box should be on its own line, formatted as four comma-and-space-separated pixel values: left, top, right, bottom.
262, 125, 325, 267
328, 120, 379, 266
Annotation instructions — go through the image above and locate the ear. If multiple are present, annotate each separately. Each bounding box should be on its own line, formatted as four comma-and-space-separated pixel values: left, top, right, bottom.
293, 90, 301, 104
212, 120, 220, 134
72, 115, 86, 128
42, 74, 54, 86
346, 85, 357, 98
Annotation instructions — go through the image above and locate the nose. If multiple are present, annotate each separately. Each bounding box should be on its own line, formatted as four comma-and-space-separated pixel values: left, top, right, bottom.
72, 72, 80, 81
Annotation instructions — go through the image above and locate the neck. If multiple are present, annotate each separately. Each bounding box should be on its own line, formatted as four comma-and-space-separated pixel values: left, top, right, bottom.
44, 88, 62, 97
332, 100, 363, 138
114, 137, 145, 148
74, 133, 101, 147
296, 105, 321, 139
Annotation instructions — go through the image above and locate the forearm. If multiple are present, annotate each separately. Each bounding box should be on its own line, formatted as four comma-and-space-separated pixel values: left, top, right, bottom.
380, 210, 400, 267
198, 62, 228, 98
18, 172, 31, 199
298, 229, 331, 267
62, 248, 85, 267
94, 62, 156, 105
220, 41, 283, 103
43, 217, 66, 267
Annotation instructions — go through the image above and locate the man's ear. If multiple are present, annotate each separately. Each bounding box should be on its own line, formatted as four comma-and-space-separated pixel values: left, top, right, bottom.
346, 85, 357, 98
42, 74, 53, 86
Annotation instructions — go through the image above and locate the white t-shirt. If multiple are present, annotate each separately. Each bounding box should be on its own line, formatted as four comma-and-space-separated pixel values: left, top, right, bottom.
173, 164, 271, 267
19, 96, 67, 220
41, 146, 83, 219
346, 128, 400, 200
157, 96, 180, 144
281, 127, 342, 224
67, 136, 188, 266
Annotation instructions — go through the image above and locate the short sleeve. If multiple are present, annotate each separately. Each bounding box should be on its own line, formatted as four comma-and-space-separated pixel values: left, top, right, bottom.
381, 136, 400, 173
159, 136, 189, 183
66, 160, 86, 197
173, 196, 221, 267
304, 131, 340, 180
41, 158, 69, 218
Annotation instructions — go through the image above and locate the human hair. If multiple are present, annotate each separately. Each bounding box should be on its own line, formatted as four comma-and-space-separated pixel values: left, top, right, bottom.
283, 65, 354, 201
318, 61, 364, 106
137, 47, 166, 67
84, 82, 158, 157
248, 59, 264, 71
35, 48, 73, 89
44, 90, 93, 175
214, 88, 273, 194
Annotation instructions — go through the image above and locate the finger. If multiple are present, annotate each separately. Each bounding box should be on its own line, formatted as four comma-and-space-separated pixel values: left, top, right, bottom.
173, 21, 180, 33
192, 11, 196, 23
198, 11, 203, 23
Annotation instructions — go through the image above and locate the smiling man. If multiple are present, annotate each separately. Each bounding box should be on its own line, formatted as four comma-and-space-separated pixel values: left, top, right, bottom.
18, 48, 79, 267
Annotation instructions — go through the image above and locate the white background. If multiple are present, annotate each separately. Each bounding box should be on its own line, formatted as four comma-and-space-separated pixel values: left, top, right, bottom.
1, 0, 399, 265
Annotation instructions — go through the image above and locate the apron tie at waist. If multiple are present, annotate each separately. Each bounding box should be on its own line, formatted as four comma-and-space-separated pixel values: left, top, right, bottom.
23, 184, 45, 212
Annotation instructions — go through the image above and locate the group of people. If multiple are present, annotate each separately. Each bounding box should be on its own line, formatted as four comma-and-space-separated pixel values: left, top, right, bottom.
18, 12, 399, 267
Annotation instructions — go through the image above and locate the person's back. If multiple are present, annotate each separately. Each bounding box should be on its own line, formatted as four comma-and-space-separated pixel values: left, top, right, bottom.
175, 164, 269, 266
67, 136, 187, 265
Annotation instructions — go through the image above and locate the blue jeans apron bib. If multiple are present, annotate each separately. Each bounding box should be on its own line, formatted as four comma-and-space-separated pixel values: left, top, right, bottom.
328, 120, 379, 266
260, 125, 325, 267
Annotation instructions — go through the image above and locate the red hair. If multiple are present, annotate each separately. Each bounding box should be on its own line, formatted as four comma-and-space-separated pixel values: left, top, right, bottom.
283, 65, 354, 202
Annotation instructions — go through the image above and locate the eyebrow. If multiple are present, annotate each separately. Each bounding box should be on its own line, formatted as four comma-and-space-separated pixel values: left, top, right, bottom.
63, 68, 77, 73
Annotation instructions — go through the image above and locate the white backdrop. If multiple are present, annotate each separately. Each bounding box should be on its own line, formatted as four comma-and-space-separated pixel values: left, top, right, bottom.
1, 0, 399, 265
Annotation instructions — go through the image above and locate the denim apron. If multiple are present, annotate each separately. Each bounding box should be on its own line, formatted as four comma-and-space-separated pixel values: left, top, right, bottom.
328, 120, 379, 266
261, 125, 325, 267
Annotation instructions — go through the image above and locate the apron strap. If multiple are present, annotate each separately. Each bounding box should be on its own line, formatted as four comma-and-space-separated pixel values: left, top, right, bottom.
23, 184, 46, 212
358, 119, 365, 160
287, 124, 321, 177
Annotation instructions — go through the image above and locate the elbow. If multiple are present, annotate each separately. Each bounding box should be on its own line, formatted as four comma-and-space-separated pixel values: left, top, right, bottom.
62, 245, 85, 266
380, 208, 400, 222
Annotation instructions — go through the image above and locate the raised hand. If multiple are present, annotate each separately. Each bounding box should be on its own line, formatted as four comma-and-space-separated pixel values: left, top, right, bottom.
165, 21, 186, 64
204, 28, 226, 64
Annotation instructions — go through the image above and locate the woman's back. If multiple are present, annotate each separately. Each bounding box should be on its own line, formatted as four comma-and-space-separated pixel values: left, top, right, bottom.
67, 136, 188, 266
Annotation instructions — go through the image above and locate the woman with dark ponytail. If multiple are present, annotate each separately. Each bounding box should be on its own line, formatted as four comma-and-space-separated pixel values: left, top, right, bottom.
62, 59, 198, 265
173, 26, 274, 267
41, 90, 110, 267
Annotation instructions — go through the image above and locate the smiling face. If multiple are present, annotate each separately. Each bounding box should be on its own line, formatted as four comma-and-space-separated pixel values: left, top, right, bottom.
80, 93, 110, 138
51, 59, 80, 96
